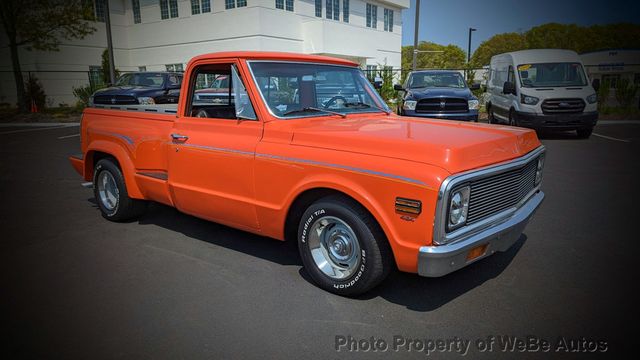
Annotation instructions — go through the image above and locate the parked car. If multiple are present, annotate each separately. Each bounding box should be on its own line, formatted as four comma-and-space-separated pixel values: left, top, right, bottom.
70, 52, 545, 296
395, 70, 480, 121
486, 49, 598, 138
90, 72, 183, 106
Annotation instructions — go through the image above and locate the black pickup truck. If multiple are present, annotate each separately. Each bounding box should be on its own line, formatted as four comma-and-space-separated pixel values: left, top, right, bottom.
90, 72, 183, 106
395, 70, 480, 121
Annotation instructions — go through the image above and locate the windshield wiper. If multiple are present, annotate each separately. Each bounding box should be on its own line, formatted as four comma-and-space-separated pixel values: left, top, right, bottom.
344, 102, 391, 115
283, 107, 346, 118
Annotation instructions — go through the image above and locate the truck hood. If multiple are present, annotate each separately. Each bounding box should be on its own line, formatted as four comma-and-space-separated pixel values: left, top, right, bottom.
407, 87, 474, 100
289, 116, 541, 174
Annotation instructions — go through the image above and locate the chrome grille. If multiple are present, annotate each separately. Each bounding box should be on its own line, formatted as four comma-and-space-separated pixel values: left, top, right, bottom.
465, 158, 538, 225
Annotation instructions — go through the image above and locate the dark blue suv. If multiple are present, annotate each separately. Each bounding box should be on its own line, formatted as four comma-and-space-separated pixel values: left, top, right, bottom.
395, 70, 480, 121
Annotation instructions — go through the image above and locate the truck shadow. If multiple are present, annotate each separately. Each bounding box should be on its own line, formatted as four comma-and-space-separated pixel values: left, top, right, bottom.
134, 202, 302, 267
357, 235, 526, 312
96, 199, 526, 312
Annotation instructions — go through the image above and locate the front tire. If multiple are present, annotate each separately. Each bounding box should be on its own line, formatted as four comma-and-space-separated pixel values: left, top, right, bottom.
577, 128, 593, 139
508, 110, 518, 127
297, 196, 393, 296
487, 106, 497, 124
93, 158, 147, 222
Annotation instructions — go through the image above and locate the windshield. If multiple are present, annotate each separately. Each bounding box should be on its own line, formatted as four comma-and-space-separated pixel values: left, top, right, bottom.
407, 72, 466, 89
115, 73, 165, 88
248, 62, 390, 118
518, 63, 587, 88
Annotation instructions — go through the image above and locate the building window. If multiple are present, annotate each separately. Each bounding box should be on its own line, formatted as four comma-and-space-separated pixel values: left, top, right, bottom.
160, 0, 178, 19
343, 0, 349, 23
191, 0, 211, 14
95, 0, 106, 22
83, 0, 107, 22
326, 0, 338, 20
89, 66, 104, 88
166, 63, 184, 72
384, 8, 393, 32
138, 66, 147, 72
315, 0, 321, 17
366, 4, 377, 29
191, 0, 200, 14
169, 0, 179, 17
132, 0, 141, 23
276, 0, 293, 11
226, 0, 246, 9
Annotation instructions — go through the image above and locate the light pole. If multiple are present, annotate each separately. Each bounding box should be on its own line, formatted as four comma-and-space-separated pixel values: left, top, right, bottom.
467, 27, 476, 80
411, 0, 421, 72
104, 0, 116, 85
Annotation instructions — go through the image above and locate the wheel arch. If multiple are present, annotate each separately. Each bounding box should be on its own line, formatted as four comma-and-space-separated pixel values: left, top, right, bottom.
282, 184, 399, 269
85, 140, 143, 198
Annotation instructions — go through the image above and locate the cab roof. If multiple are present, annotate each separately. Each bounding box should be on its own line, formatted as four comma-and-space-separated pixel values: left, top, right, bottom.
188, 51, 359, 67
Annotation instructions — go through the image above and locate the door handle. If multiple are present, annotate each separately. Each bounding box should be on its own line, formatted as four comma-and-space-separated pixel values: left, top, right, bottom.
171, 133, 189, 142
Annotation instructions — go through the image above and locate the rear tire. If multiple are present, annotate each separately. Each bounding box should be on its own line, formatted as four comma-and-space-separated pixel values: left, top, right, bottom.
488, 106, 497, 124
93, 158, 147, 222
297, 196, 393, 296
577, 128, 593, 139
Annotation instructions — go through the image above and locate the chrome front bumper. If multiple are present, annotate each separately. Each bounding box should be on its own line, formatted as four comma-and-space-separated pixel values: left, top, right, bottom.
418, 191, 544, 277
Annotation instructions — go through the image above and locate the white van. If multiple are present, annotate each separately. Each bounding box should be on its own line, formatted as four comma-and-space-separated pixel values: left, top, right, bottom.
486, 49, 598, 138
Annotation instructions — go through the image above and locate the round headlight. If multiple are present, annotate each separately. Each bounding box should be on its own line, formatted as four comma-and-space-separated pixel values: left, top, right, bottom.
535, 155, 545, 185
448, 186, 470, 230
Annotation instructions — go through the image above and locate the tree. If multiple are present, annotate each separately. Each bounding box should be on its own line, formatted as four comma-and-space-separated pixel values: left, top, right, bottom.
470, 32, 528, 67
470, 23, 640, 67
0, 0, 95, 112
401, 41, 466, 71
101, 48, 120, 84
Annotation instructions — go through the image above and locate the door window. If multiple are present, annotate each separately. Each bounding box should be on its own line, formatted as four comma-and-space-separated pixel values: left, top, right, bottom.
188, 63, 256, 120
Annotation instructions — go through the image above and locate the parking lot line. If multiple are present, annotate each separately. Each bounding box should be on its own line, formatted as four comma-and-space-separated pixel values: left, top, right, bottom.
0, 124, 78, 135
592, 133, 631, 143
57, 133, 80, 139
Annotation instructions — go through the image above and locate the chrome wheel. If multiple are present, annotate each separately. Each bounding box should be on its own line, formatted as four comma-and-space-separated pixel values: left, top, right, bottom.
97, 171, 119, 211
307, 216, 361, 279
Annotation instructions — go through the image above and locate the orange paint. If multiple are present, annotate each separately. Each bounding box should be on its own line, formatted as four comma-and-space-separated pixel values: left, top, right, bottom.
70, 52, 541, 273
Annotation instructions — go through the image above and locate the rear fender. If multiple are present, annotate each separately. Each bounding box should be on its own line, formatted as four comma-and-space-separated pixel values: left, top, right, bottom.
85, 140, 144, 199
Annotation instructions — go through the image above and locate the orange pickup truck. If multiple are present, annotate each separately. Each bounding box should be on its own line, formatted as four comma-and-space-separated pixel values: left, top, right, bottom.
70, 52, 545, 296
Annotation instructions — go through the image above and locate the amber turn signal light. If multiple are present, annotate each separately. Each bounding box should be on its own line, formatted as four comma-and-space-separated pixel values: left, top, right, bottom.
395, 197, 422, 214
466, 244, 488, 261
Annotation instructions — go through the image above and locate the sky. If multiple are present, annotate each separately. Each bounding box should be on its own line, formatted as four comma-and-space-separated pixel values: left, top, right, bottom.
401, 0, 640, 52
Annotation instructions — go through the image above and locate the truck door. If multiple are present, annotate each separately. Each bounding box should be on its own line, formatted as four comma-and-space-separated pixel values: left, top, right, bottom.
167, 60, 263, 231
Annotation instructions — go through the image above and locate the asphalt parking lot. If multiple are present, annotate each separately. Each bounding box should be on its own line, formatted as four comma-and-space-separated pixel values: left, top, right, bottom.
2, 121, 639, 359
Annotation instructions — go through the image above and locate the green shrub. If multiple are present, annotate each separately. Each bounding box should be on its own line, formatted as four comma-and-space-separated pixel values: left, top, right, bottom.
615, 78, 639, 111
72, 83, 105, 109
25, 75, 46, 110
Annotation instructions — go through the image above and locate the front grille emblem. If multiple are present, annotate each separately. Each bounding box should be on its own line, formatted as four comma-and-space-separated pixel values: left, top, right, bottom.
111, 98, 117, 104
440, 100, 446, 109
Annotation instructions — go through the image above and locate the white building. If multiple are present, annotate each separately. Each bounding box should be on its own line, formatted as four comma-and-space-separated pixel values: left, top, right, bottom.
0, 0, 408, 106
